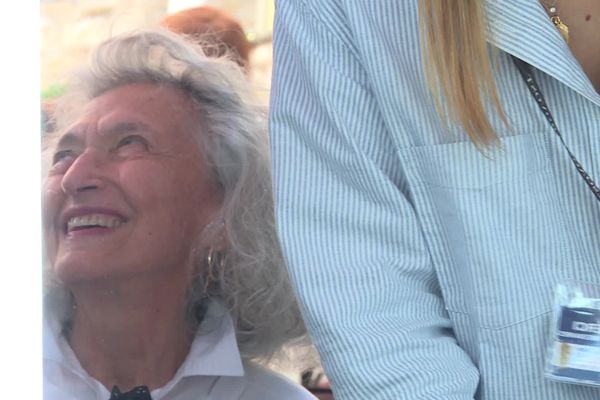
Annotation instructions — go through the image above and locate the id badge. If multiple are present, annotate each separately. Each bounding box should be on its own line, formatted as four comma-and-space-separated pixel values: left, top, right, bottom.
546, 280, 600, 386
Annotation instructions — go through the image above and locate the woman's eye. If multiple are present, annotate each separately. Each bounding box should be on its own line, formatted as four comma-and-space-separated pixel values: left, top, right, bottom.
48, 149, 76, 175
117, 136, 148, 151
52, 150, 75, 165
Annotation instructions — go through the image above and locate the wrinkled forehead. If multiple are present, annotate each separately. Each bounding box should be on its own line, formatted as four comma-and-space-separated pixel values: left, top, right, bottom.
86, 83, 197, 121
58, 83, 201, 138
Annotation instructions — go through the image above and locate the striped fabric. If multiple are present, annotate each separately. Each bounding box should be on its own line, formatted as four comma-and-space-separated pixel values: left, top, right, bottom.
269, 0, 600, 399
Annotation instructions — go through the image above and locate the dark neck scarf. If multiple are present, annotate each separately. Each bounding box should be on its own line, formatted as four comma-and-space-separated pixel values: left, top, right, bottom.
109, 385, 152, 400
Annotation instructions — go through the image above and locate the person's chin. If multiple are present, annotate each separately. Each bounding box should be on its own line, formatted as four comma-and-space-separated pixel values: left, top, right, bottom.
52, 257, 120, 287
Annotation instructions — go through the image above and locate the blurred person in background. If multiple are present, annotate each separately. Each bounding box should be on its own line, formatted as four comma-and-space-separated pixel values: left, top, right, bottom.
161, 6, 251, 70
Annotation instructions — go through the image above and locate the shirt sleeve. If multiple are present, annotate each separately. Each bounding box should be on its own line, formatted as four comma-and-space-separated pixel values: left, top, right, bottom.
269, 1, 480, 398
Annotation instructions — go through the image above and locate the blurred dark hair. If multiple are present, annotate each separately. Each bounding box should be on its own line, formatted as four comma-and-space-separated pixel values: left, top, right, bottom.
161, 6, 250, 69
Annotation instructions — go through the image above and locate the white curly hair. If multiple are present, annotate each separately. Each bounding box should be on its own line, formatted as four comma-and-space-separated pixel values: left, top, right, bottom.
44, 29, 308, 363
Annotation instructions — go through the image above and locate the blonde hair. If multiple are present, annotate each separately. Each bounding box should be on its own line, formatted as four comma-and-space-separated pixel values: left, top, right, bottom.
419, 0, 507, 145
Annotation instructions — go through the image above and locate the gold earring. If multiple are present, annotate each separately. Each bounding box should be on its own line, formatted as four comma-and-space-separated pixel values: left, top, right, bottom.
204, 248, 223, 293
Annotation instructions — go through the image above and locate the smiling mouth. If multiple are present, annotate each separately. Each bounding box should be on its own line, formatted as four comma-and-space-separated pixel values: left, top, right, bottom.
66, 214, 124, 233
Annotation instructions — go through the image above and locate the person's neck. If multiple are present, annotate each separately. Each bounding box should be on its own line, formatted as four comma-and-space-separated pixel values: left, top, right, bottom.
542, 0, 600, 92
67, 269, 195, 392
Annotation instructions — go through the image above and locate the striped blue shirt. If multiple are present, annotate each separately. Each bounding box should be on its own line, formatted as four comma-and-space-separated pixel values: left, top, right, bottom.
269, 0, 600, 398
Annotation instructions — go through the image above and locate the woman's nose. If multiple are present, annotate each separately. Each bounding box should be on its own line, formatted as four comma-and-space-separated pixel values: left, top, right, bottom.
60, 149, 106, 195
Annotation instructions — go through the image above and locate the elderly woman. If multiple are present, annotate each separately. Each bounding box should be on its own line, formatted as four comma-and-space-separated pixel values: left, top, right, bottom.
42, 29, 314, 400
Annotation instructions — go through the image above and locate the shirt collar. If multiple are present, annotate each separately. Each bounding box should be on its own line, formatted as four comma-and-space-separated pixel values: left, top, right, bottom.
43, 311, 70, 365
176, 308, 245, 378
485, 0, 600, 105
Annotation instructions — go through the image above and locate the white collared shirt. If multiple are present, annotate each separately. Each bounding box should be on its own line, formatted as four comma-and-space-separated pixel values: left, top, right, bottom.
43, 312, 315, 400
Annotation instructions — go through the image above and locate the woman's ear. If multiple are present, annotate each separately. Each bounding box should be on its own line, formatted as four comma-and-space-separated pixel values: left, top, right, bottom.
199, 218, 227, 251
211, 222, 228, 251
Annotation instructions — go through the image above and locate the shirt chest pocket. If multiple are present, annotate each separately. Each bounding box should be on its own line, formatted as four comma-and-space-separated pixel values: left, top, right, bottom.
401, 133, 566, 330
413, 132, 549, 190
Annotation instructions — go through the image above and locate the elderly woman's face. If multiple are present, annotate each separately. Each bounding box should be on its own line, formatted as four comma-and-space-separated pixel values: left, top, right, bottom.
43, 83, 222, 285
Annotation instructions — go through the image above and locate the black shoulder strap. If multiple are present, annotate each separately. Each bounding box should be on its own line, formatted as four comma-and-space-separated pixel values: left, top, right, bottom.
511, 56, 600, 203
